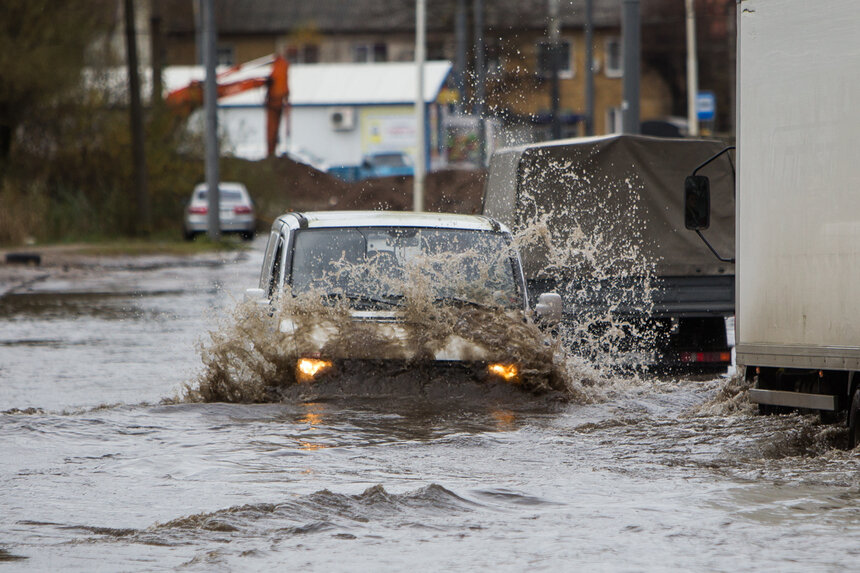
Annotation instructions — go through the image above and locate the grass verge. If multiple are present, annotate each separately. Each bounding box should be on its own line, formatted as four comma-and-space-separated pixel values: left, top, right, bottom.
1, 236, 251, 258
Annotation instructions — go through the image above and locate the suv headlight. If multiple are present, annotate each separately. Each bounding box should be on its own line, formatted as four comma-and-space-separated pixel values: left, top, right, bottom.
487, 363, 518, 382
296, 358, 333, 383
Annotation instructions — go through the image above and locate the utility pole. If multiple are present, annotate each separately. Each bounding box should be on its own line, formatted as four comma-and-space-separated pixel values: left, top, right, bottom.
202, 0, 220, 240
413, 0, 426, 212
124, 0, 151, 234
685, 0, 700, 136
621, 0, 640, 134
548, 0, 562, 140
584, 0, 594, 136
150, 0, 163, 108
473, 0, 486, 166
454, 0, 467, 114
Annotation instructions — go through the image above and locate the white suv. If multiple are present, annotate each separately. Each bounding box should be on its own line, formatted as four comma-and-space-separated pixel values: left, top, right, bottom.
183, 182, 255, 241
245, 211, 562, 386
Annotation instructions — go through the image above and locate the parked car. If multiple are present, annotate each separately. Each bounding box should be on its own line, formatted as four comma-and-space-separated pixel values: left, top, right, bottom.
183, 182, 256, 241
245, 211, 562, 385
359, 151, 415, 179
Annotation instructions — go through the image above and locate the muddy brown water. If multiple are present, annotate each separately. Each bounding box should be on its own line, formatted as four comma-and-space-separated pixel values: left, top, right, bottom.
1, 242, 858, 571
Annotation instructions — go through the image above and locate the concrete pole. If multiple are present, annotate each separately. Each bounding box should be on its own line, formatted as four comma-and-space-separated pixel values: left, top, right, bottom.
584, 0, 594, 135
473, 0, 486, 165
413, 0, 426, 212
150, 3, 163, 108
454, 0, 467, 114
621, 0, 640, 134
686, 0, 699, 136
548, 0, 561, 140
124, 0, 151, 234
202, 0, 220, 240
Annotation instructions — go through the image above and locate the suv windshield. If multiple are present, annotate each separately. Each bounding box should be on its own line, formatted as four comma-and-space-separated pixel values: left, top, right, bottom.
289, 227, 521, 307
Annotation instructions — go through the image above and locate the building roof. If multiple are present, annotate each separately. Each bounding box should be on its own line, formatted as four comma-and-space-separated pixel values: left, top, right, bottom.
288, 61, 452, 106
164, 60, 453, 107
161, 0, 621, 35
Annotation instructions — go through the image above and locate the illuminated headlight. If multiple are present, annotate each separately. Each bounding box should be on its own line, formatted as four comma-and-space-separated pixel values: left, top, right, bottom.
296, 358, 333, 383
487, 363, 519, 382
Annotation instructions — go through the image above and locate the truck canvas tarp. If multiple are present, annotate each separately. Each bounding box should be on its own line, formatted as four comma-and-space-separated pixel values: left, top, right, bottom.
483, 134, 735, 369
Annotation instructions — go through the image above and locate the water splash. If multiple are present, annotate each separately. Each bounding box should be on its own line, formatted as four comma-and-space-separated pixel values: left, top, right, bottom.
182, 239, 622, 403
184, 297, 591, 404
504, 150, 662, 372
696, 371, 755, 416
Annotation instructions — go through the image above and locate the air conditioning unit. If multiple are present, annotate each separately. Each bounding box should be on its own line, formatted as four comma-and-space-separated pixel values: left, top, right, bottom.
329, 107, 356, 131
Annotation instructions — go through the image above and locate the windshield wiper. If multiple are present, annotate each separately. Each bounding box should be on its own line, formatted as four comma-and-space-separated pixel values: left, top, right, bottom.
326, 292, 403, 307
433, 295, 491, 309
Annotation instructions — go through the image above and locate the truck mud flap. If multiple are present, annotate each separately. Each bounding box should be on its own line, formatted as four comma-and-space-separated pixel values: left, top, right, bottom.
749, 389, 837, 411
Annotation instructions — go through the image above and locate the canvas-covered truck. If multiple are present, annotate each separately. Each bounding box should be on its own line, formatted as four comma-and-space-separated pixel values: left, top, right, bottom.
684, 0, 860, 445
483, 134, 736, 371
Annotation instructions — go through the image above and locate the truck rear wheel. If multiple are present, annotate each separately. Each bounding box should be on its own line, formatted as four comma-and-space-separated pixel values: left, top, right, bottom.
849, 389, 860, 449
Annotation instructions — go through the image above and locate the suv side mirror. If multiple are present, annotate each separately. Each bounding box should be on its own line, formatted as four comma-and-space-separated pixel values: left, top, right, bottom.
684, 175, 711, 230
535, 292, 563, 325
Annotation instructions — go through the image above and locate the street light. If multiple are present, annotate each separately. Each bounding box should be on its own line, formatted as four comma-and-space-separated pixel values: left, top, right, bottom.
414, 0, 426, 212
686, 0, 700, 136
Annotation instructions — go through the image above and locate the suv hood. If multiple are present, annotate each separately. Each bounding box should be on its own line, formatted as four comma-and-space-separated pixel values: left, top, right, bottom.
280, 310, 495, 362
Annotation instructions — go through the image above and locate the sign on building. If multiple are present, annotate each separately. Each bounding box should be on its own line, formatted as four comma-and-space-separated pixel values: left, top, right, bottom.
696, 91, 716, 122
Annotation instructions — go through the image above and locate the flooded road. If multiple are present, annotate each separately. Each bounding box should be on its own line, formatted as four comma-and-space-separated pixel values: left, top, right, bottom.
1, 243, 858, 571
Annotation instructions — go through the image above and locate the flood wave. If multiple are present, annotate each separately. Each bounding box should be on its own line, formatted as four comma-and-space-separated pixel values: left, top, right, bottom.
65, 484, 479, 547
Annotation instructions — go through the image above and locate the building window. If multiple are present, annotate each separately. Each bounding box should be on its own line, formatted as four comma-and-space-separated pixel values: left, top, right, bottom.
485, 41, 501, 76
303, 44, 319, 64
373, 43, 387, 62
354, 42, 387, 62
537, 40, 573, 79
606, 106, 623, 133
427, 41, 446, 61
605, 37, 622, 77
216, 46, 235, 67
286, 44, 319, 64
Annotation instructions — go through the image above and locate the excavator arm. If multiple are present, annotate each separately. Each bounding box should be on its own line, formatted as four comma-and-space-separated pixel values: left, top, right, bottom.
264, 55, 289, 157
165, 54, 289, 157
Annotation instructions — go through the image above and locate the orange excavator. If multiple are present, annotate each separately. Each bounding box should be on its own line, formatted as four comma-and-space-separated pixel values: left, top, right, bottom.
166, 54, 289, 157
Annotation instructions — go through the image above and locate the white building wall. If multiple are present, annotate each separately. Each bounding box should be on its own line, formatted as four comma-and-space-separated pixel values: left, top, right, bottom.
219, 107, 269, 160
288, 107, 364, 166
216, 103, 432, 169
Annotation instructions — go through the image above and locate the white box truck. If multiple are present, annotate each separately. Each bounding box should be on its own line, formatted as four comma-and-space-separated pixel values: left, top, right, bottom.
685, 0, 860, 444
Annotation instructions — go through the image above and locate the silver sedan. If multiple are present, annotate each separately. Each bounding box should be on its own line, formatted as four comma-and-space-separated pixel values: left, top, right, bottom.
182, 182, 256, 241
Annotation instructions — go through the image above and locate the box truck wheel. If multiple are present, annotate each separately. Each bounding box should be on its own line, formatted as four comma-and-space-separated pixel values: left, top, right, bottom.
849, 388, 860, 449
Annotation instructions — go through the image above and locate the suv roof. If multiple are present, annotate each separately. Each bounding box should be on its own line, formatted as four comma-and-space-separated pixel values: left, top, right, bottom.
277, 211, 505, 232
